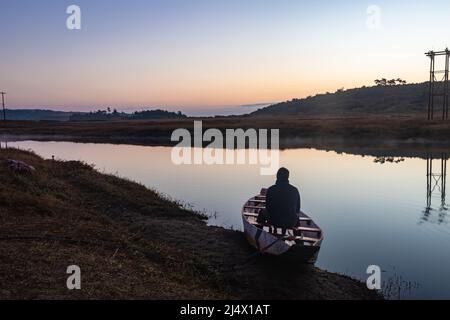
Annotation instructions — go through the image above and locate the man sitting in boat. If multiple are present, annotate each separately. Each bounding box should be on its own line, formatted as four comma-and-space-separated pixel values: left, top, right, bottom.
258, 167, 301, 229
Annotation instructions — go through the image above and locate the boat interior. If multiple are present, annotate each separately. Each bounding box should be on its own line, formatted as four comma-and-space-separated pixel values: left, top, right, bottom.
242, 190, 323, 246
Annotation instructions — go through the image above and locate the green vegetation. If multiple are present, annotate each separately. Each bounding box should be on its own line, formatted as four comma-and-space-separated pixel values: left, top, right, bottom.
3, 115, 450, 156
252, 82, 428, 116
4, 109, 78, 121
7, 82, 431, 122
3, 82, 450, 157
0, 148, 379, 299
69, 109, 187, 121
374, 78, 407, 86
4, 109, 187, 122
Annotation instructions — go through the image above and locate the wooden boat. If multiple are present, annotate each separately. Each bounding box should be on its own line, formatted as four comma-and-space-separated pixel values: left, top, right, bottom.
242, 188, 323, 263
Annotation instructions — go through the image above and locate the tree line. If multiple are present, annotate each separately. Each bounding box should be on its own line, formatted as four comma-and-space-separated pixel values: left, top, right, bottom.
374, 78, 407, 86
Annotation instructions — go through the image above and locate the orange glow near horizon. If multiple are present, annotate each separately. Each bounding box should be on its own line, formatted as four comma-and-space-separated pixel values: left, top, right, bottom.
2, 1, 448, 113
5, 67, 427, 111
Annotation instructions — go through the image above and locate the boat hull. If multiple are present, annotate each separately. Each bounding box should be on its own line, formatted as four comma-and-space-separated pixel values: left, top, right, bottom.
243, 215, 321, 263
242, 189, 323, 264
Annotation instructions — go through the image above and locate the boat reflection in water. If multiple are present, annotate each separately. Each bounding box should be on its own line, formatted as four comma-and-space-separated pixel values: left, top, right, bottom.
424, 153, 448, 225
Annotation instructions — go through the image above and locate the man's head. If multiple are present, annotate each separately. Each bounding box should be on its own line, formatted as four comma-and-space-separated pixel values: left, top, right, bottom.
276, 167, 290, 181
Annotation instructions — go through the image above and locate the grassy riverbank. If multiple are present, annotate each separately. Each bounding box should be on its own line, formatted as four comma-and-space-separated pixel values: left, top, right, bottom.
2, 115, 450, 156
0, 148, 380, 299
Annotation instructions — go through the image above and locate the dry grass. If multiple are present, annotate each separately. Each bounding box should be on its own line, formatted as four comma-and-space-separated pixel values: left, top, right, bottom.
0, 148, 225, 299
3, 115, 450, 153
0, 148, 381, 300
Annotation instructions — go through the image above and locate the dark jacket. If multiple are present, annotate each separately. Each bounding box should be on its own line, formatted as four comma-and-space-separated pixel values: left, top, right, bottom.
266, 178, 301, 228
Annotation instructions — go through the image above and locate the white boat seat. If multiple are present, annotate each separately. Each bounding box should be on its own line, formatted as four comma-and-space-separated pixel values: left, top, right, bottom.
243, 212, 312, 222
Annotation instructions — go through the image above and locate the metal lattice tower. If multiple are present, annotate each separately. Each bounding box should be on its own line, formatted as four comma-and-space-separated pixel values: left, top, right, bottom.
426, 49, 450, 120
425, 154, 448, 223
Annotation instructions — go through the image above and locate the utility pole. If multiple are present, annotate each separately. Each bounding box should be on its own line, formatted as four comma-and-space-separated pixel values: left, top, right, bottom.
1, 91, 5, 121
0, 91, 5, 149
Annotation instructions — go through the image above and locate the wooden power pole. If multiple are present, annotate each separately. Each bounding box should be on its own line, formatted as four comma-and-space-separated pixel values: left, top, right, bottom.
0, 92, 5, 121
0, 92, 5, 149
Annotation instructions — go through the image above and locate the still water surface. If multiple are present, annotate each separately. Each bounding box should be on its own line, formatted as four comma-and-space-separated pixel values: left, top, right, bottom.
7, 141, 450, 299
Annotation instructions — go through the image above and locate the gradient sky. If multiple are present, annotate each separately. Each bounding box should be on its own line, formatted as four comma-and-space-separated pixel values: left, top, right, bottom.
1, 0, 450, 115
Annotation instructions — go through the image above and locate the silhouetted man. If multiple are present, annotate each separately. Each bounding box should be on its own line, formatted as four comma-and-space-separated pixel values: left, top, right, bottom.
259, 167, 301, 229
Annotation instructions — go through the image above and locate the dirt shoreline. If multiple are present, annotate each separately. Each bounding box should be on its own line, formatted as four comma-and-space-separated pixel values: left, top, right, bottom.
0, 148, 381, 300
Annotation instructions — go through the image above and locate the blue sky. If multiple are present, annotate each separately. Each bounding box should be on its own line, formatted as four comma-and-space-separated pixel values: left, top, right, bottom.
1, 0, 449, 115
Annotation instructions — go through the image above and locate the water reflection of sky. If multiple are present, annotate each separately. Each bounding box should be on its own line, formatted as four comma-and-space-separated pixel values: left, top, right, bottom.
6, 141, 450, 299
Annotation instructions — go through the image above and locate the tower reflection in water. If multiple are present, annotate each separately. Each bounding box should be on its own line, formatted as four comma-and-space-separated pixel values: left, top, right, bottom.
424, 153, 448, 224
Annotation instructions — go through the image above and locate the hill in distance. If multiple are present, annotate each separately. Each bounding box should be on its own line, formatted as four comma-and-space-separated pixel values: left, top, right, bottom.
4, 109, 79, 121
251, 82, 433, 117
3, 109, 187, 122
69, 109, 187, 121
5, 82, 436, 121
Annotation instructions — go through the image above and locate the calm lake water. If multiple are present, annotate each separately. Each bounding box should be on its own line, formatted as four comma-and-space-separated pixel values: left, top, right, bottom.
6, 140, 450, 299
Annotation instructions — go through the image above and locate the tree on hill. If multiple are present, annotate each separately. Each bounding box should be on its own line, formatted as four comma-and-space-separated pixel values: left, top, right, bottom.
375, 78, 407, 86
374, 78, 388, 86
387, 79, 397, 86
